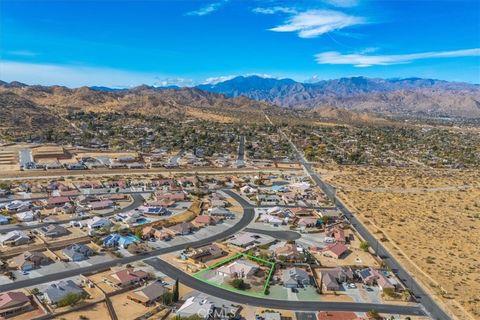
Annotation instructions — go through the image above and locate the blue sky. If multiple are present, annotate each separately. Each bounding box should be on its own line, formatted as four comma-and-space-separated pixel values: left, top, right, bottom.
1, 0, 479, 87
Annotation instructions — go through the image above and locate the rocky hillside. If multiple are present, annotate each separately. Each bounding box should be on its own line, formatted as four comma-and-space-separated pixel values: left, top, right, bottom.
197, 76, 480, 119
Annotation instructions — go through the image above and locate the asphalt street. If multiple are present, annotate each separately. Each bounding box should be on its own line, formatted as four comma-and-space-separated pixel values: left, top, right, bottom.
282, 126, 451, 320
0, 193, 147, 233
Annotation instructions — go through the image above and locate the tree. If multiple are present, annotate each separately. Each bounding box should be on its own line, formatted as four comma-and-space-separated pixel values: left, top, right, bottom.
31, 288, 40, 295
360, 241, 370, 252
366, 309, 382, 320
173, 279, 179, 302
57, 292, 83, 307
230, 278, 247, 290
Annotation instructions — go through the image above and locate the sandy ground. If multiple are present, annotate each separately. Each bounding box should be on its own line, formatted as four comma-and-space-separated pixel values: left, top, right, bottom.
321, 165, 480, 320
110, 291, 158, 319
57, 302, 110, 320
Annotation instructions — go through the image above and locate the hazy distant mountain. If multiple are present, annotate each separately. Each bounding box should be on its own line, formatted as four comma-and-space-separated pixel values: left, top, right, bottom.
197, 76, 480, 118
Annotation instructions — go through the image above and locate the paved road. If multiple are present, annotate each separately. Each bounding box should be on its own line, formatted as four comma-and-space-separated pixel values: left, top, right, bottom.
236, 135, 245, 167
244, 228, 301, 241
144, 257, 425, 316
0, 193, 146, 233
0, 188, 427, 316
0, 193, 255, 293
278, 122, 451, 320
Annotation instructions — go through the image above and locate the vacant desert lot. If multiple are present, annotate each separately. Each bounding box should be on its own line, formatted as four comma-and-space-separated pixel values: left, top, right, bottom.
319, 165, 480, 320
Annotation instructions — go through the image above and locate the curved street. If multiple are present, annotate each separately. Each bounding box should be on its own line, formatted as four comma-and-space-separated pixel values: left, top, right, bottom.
0, 188, 427, 316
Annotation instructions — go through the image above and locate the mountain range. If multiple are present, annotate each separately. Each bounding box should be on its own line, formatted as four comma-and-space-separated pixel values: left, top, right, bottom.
197, 76, 480, 119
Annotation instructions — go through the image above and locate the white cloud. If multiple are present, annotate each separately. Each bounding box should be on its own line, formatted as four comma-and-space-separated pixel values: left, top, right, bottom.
185, 0, 228, 16
154, 77, 195, 87
7, 50, 39, 57
0, 60, 166, 88
315, 48, 480, 67
269, 10, 366, 38
252, 7, 297, 15
323, 0, 359, 8
202, 75, 236, 85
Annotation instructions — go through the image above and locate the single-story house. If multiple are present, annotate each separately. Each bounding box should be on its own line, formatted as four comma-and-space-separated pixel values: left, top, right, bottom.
326, 226, 346, 244
0, 215, 11, 225
63, 244, 94, 261
282, 267, 310, 288
0, 231, 31, 247
102, 233, 139, 249
208, 207, 235, 219
15, 210, 38, 222
12, 251, 49, 271
189, 244, 226, 262
168, 222, 195, 236
142, 226, 175, 241
127, 282, 169, 306
37, 225, 69, 238
0, 291, 33, 318
321, 267, 355, 292
275, 243, 302, 261
217, 259, 257, 278
321, 243, 348, 259
42, 280, 85, 305
87, 216, 112, 230
192, 215, 221, 228
357, 268, 395, 290
45, 196, 71, 208
103, 268, 149, 288
176, 296, 214, 319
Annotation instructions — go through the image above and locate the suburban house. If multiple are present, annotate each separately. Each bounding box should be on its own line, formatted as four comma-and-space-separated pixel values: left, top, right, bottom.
168, 222, 195, 236
208, 207, 235, 219
297, 217, 318, 229
357, 268, 396, 290
12, 251, 49, 271
155, 192, 185, 202
259, 214, 285, 225
176, 296, 215, 319
0, 291, 33, 318
42, 280, 85, 305
115, 211, 145, 226
102, 233, 139, 248
4, 201, 31, 213
189, 243, 226, 263
63, 244, 94, 261
87, 216, 112, 231
326, 226, 346, 244
321, 267, 355, 292
142, 226, 175, 241
0, 231, 31, 247
321, 243, 349, 259
37, 225, 69, 238
143, 206, 170, 215
15, 210, 38, 222
127, 282, 169, 306
0, 214, 11, 225
275, 243, 302, 261
88, 200, 114, 210
103, 268, 149, 288
281, 267, 310, 288
228, 232, 268, 248
45, 196, 71, 208
192, 215, 221, 228
217, 259, 258, 278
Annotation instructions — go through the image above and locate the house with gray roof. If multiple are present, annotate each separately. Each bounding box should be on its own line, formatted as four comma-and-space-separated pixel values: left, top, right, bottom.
42, 280, 85, 305
63, 244, 94, 261
281, 267, 310, 288
37, 225, 69, 238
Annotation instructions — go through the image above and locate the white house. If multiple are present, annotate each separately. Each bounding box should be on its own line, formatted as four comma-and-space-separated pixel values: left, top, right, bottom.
87, 216, 112, 230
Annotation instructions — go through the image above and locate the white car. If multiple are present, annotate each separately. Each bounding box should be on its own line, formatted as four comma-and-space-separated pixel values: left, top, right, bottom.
348, 283, 357, 289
